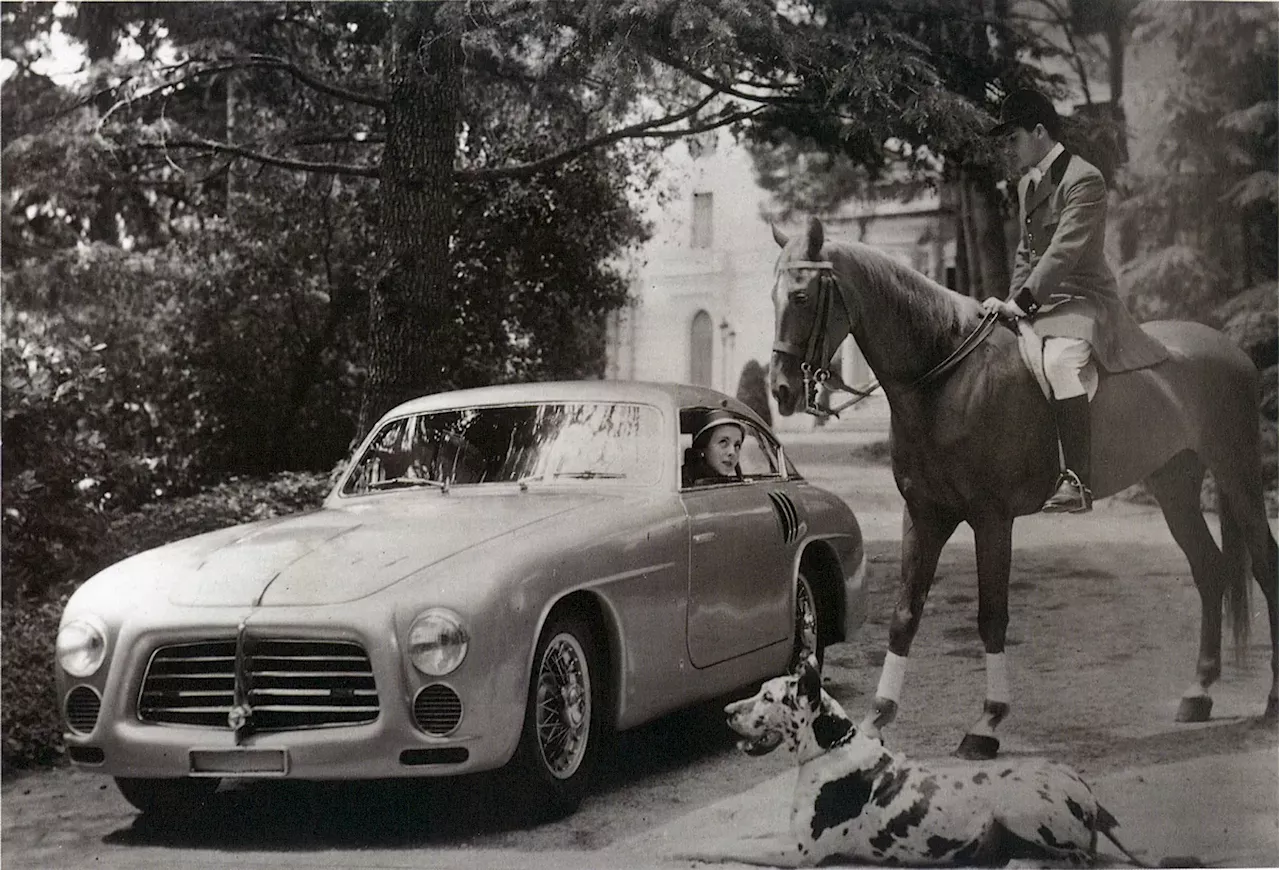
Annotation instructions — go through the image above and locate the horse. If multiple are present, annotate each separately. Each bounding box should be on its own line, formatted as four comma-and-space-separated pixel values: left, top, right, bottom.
768, 216, 1278, 759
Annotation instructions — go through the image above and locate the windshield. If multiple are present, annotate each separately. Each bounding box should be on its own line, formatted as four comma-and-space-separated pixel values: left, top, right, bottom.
341, 401, 664, 495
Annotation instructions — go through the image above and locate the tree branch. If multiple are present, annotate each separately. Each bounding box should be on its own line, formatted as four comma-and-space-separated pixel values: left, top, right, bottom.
458, 105, 765, 183
1024, 0, 1094, 103
287, 132, 385, 147
138, 138, 379, 178
95, 53, 384, 127
231, 54, 387, 110
646, 48, 804, 106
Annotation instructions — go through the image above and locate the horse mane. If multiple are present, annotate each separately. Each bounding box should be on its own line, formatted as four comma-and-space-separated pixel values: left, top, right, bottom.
824, 239, 982, 364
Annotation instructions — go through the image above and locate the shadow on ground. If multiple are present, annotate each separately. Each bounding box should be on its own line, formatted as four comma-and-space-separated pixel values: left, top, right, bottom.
103, 700, 744, 851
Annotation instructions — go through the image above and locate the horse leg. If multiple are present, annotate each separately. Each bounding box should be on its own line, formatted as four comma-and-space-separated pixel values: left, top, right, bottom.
1217, 481, 1280, 719
1146, 452, 1227, 722
862, 502, 960, 737
1256, 525, 1279, 719
956, 512, 1014, 760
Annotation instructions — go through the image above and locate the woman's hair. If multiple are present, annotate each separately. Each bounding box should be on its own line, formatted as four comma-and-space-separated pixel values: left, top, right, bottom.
692, 409, 744, 448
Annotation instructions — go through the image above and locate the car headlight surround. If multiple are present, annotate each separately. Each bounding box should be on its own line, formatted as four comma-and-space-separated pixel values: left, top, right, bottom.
57, 617, 108, 678
408, 609, 469, 676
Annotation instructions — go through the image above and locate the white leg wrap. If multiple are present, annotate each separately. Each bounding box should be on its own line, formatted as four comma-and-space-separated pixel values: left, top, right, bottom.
876, 651, 908, 703
986, 653, 1010, 704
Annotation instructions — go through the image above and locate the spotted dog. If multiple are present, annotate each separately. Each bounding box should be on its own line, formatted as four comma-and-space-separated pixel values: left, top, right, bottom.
724, 661, 1147, 867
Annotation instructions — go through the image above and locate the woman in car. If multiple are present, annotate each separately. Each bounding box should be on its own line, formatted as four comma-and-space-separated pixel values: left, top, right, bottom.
682, 409, 745, 486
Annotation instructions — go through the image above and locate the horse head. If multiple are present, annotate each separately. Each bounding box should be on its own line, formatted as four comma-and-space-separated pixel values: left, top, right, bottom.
769, 217, 853, 416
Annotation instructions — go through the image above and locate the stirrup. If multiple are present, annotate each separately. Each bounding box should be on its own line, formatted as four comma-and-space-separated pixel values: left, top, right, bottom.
1041, 470, 1092, 514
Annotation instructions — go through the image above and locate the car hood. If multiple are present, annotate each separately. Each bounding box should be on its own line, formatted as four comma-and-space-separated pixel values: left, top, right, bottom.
163, 493, 606, 607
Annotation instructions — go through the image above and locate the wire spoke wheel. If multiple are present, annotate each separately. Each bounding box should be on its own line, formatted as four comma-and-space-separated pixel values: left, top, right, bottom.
534, 631, 591, 779
793, 571, 823, 669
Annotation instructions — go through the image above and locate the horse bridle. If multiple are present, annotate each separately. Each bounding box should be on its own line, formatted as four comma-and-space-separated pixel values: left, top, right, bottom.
773, 260, 1001, 418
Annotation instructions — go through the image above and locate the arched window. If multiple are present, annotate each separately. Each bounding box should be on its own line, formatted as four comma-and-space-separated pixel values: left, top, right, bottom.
690, 310, 713, 386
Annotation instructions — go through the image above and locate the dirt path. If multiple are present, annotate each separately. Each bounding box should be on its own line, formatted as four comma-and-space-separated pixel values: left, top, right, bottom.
4, 448, 1276, 869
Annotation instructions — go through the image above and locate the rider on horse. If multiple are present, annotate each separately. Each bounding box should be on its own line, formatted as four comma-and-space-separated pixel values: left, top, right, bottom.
984, 89, 1168, 514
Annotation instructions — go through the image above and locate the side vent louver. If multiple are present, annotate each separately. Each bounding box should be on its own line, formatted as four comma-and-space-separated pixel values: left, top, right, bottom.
767, 491, 800, 544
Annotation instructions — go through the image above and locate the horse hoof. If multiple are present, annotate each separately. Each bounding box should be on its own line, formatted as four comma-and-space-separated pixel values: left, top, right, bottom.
1262, 696, 1278, 721
954, 733, 999, 760
1175, 696, 1212, 722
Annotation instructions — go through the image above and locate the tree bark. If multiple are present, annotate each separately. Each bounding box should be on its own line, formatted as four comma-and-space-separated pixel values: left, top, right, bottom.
954, 179, 976, 297
357, 6, 462, 438
971, 170, 1011, 300
951, 170, 1010, 300
82, 3, 120, 245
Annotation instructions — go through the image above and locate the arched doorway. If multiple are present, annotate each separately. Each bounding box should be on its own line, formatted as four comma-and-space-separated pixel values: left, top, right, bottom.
689, 310, 713, 386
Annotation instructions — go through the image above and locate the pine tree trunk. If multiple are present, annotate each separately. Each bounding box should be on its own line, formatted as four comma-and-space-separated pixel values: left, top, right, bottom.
357, 7, 461, 438
956, 179, 977, 297
951, 170, 1011, 300
971, 170, 1010, 300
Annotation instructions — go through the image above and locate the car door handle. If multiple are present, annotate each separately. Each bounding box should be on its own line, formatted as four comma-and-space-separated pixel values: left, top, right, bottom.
693, 532, 717, 544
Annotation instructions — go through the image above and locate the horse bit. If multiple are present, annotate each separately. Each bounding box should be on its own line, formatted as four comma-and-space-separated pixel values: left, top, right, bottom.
773, 260, 1001, 419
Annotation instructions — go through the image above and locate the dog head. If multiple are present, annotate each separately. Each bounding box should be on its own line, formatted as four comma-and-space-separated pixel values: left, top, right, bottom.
724, 656, 857, 758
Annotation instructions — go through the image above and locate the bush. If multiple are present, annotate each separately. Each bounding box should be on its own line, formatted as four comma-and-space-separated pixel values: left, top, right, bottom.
2, 594, 68, 772
735, 359, 772, 427
2, 309, 146, 601
1, 471, 330, 771
1, 229, 367, 599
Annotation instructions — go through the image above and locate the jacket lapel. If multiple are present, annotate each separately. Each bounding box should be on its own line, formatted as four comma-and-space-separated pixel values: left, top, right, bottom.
1024, 150, 1073, 217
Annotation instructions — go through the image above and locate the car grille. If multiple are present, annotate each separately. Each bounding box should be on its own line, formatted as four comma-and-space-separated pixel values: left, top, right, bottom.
138, 638, 379, 730
65, 685, 102, 734
413, 684, 462, 735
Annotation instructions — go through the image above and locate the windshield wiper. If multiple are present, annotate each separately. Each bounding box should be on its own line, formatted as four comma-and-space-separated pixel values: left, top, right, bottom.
550, 471, 626, 480
368, 477, 450, 493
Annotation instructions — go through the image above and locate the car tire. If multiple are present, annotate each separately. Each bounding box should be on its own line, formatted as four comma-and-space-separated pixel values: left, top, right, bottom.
792, 570, 825, 671
114, 776, 220, 817
510, 611, 605, 819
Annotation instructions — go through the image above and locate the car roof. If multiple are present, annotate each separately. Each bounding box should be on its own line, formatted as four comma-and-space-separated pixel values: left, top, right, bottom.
378, 380, 769, 430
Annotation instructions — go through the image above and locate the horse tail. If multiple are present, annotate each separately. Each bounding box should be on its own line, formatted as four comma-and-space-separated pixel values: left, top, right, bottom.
1219, 487, 1252, 666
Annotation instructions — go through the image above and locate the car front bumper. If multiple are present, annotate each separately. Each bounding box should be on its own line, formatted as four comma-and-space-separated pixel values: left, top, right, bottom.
60, 608, 528, 781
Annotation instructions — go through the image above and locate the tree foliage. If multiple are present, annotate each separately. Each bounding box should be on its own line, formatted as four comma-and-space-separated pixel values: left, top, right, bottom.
1, 1, 660, 599
1114, 2, 1276, 360
9, 2, 1017, 425
742, 0, 1056, 299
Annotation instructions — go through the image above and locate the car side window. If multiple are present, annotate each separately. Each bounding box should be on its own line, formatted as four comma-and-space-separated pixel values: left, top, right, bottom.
737, 423, 782, 478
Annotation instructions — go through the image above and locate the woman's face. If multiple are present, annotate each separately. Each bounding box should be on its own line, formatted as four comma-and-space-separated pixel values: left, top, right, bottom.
702, 424, 743, 476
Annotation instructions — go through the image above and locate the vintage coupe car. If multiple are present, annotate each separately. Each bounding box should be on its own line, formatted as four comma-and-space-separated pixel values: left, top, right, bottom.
56, 381, 865, 817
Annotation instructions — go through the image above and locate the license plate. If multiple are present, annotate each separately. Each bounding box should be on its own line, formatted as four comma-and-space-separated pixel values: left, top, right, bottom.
189, 749, 288, 775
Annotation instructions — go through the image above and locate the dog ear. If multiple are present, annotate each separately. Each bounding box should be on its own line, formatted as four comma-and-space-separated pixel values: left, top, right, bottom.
797, 657, 822, 712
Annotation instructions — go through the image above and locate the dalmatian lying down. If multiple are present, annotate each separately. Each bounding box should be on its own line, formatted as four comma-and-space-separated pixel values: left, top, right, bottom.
724, 660, 1148, 867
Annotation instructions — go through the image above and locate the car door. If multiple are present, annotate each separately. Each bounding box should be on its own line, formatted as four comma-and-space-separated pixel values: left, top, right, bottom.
683, 418, 797, 668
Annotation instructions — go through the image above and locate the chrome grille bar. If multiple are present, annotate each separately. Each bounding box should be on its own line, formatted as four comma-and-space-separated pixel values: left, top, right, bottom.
137, 638, 380, 730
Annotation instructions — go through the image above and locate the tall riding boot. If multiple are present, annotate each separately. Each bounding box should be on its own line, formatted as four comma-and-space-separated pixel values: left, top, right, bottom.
1042, 395, 1093, 513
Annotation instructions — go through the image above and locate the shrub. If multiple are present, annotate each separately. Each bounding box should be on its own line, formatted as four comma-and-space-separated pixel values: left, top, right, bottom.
1, 228, 366, 599
2, 309, 144, 601
1, 471, 330, 771
735, 359, 772, 427
1, 594, 68, 771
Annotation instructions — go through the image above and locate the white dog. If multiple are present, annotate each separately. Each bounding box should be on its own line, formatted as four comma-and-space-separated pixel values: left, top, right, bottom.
724, 660, 1148, 867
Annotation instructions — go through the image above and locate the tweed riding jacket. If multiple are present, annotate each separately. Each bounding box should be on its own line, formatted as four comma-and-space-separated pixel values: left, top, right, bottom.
1008, 150, 1167, 373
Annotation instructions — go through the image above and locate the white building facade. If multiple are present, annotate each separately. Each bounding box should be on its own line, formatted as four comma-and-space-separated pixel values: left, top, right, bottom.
605, 133, 953, 430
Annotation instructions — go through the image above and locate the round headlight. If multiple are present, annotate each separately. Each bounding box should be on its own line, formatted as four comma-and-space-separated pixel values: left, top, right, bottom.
408, 609, 469, 676
57, 618, 107, 678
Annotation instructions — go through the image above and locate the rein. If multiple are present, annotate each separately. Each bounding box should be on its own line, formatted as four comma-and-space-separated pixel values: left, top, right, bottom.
774, 261, 1001, 419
